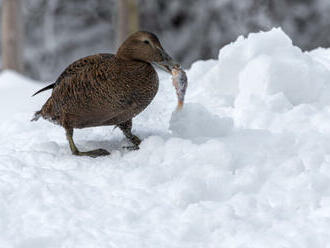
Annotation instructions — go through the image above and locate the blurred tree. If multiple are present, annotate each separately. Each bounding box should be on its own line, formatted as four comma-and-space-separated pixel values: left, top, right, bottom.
22, 0, 116, 81
116, 0, 139, 47
2, 0, 24, 73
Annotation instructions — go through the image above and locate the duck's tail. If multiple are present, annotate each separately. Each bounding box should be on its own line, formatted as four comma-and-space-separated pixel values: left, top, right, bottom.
31, 83, 55, 122
32, 83, 55, 96
31, 110, 42, 121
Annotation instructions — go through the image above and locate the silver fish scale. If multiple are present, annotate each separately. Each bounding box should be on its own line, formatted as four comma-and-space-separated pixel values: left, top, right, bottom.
171, 68, 188, 108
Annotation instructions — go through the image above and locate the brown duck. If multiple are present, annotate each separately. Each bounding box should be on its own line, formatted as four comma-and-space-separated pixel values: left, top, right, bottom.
32, 31, 178, 157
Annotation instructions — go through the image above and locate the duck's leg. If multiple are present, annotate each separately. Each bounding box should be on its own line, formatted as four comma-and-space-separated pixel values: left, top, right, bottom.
65, 128, 110, 157
117, 119, 141, 150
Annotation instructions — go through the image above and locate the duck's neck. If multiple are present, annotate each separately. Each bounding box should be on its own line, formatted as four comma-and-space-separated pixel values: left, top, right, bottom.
116, 46, 130, 60
116, 41, 140, 61
116, 44, 150, 65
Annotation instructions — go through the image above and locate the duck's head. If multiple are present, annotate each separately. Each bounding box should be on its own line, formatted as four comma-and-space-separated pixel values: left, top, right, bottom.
116, 31, 179, 71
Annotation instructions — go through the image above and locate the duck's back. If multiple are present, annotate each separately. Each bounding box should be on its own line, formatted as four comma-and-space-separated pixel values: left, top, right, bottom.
41, 53, 159, 128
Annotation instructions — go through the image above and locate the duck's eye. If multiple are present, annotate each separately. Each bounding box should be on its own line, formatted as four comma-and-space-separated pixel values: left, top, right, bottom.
144, 40, 150, 45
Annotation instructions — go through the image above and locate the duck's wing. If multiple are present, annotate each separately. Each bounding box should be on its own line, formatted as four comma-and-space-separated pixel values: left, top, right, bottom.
32, 53, 115, 96
40, 53, 128, 126
55, 53, 115, 86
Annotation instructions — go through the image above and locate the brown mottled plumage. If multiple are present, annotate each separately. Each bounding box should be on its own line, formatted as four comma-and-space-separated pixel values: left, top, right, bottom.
32, 31, 178, 157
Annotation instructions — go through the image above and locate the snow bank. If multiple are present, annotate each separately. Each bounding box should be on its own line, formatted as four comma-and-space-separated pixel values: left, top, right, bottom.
2, 28, 330, 247
187, 28, 330, 132
170, 103, 233, 139
197, 28, 328, 104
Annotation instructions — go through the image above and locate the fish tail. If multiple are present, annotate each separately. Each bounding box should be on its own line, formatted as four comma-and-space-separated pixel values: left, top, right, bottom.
176, 101, 184, 111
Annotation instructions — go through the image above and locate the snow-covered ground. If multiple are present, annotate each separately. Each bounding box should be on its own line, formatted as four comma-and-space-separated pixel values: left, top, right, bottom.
2, 28, 330, 248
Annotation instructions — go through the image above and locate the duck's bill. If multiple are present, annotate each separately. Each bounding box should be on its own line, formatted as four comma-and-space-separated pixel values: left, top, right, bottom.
155, 52, 180, 73
155, 61, 180, 73
153, 64, 169, 73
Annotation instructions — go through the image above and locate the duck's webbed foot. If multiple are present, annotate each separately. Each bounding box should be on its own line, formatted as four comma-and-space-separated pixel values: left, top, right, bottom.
65, 128, 110, 158
76, 149, 110, 157
117, 119, 142, 150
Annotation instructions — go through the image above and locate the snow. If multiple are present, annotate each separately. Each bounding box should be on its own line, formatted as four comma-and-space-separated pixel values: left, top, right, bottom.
2, 28, 330, 247
170, 103, 233, 139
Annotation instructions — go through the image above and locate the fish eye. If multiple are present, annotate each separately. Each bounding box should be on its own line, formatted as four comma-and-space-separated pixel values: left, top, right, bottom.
143, 40, 150, 45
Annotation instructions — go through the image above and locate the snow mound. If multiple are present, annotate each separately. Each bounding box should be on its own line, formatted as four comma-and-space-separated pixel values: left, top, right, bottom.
170, 103, 233, 139
194, 28, 329, 105
186, 28, 330, 131
2, 28, 330, 247
210, 28, 328, 103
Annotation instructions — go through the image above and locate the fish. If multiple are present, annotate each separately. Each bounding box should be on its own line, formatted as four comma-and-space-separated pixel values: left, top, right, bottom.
171, 66, 188, 110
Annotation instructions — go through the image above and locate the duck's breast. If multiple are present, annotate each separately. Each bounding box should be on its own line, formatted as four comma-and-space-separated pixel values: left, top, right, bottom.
117, 61, 159, 116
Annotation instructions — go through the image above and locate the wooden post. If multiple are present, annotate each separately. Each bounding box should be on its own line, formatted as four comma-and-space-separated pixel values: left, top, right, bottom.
116, 0, 139, 48
2, 0, 24, 73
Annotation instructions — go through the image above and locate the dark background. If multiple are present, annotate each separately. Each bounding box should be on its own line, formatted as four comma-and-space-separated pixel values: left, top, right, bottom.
2, 0, 330, 81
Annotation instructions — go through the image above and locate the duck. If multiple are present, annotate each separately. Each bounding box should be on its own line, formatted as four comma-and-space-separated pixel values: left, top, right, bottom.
32, 31, 178, 157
